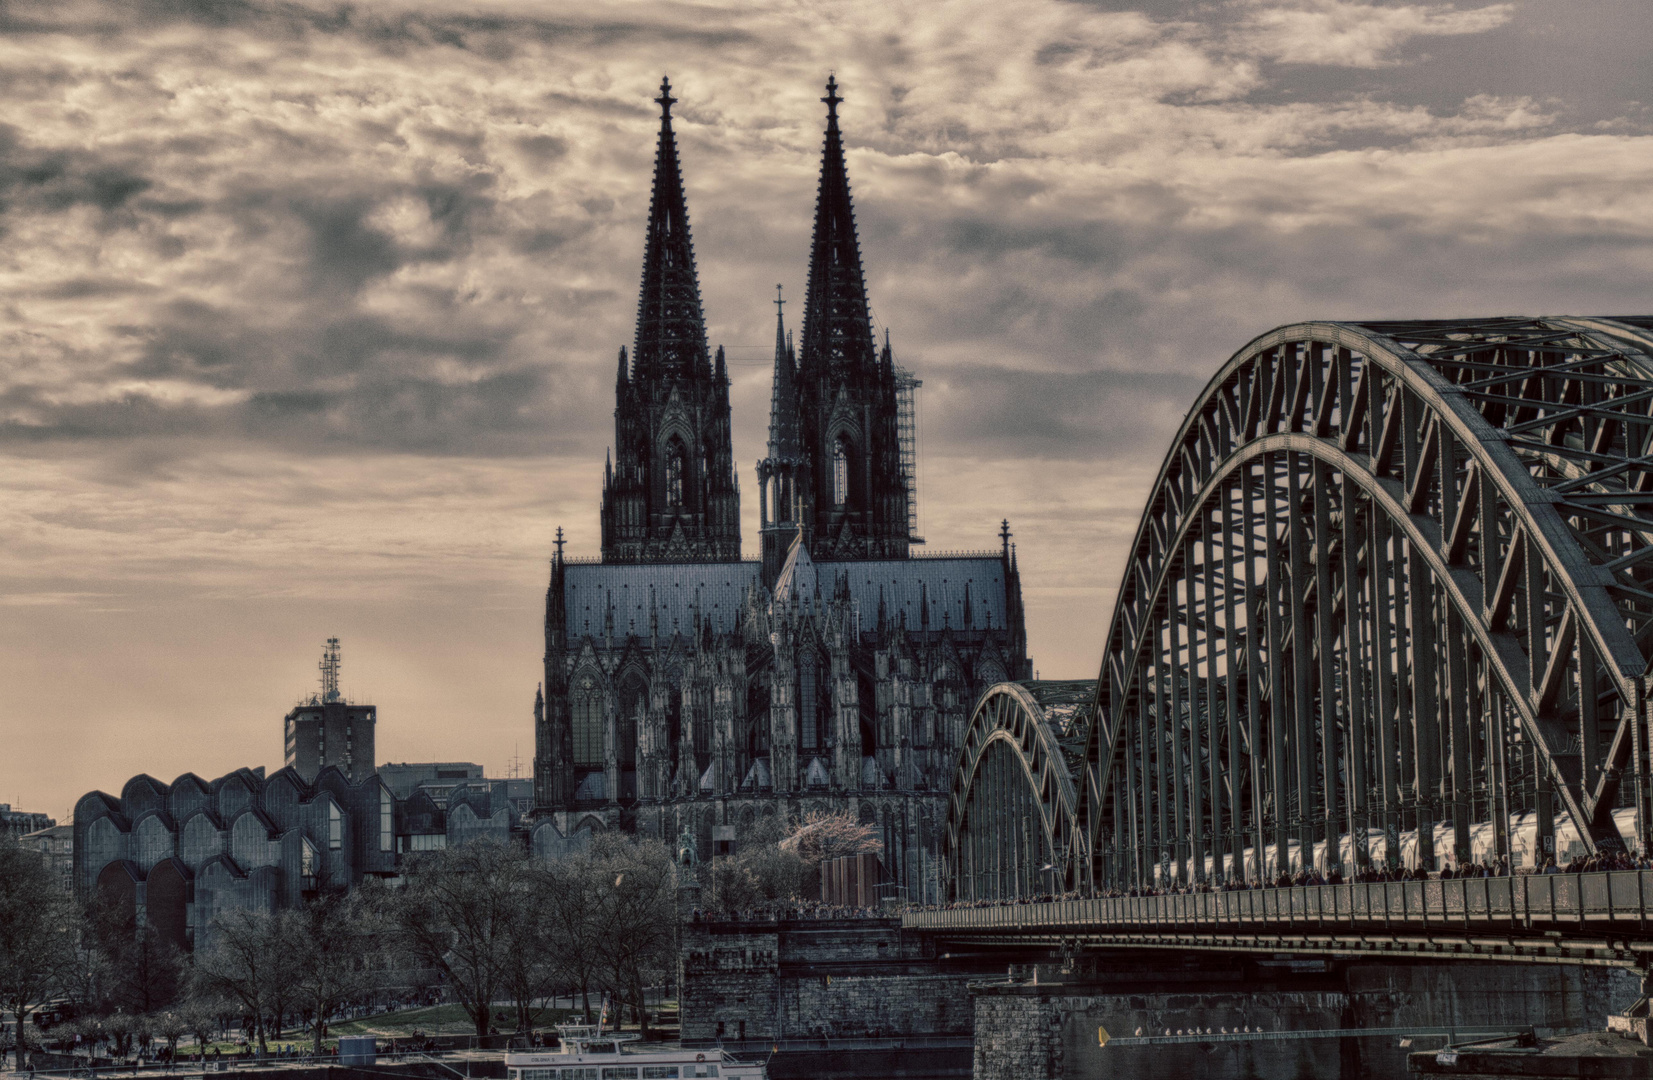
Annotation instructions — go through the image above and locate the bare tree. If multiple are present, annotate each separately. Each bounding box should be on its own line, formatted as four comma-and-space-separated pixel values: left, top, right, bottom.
290, 888, 386, 1053
780, 810, 883, 869
153, 1009, 189, 1067
0, 839, 78, 1068
383, 839, 529, 1037
591, 835, 678, 1038
537, 854, 603, 1023
190, 909, 286, 1055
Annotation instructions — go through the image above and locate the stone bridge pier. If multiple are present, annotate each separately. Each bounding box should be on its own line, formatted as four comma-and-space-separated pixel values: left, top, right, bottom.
969, 952, 1638, 1080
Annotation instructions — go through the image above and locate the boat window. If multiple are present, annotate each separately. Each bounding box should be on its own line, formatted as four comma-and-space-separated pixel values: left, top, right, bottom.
561, 1070, 600, 1080
686, 1069, 718, 1079
601, 1070, 639, 1080
641, 1069, 679, 1079
508, 1071, 519, 1080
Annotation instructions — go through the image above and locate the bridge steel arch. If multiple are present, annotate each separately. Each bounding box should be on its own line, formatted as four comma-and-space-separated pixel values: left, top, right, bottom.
947, 682, 1082, 900
1075, 318, 1653, 892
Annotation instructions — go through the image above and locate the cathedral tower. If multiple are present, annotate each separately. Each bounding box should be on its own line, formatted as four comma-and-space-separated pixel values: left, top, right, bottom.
601, 78, 741, 565
757, 288, 803, 588
778, 77, 911, 563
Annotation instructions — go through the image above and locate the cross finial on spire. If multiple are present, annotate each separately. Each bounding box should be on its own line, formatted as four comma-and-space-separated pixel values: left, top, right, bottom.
554, 526, 566, 561
1000, 519, 1012, 559
822, 74, 842, 119
775, 283, 785, 318
655, 76, 676, 118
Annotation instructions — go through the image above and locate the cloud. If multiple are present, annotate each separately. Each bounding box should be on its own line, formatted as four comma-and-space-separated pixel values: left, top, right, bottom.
2, 0, 1651, 812
1239, 0, 1515, 69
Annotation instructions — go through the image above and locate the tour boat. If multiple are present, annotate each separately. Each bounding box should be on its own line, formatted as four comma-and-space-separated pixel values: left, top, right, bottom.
506, 1025, 766, 1080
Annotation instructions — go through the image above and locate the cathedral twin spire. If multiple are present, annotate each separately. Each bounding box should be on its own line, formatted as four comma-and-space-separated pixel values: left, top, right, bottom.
603, 74, 911, 574
600, 77, 739, 565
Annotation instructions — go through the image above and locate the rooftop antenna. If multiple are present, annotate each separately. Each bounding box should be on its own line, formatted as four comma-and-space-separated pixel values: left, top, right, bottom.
507, 745, 524, 779
320, 637, 342, 704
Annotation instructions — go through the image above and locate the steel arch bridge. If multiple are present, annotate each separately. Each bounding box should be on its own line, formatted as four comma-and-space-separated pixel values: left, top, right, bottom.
946, 681, 1087, 900
944, 316, 1653, 899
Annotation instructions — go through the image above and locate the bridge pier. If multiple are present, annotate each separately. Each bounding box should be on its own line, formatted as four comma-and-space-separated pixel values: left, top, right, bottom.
969, 952, 1637, 1080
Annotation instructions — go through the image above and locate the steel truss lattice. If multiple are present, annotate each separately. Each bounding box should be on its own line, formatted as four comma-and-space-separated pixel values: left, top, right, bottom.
1058, 318, 1653, 893
947, 682, 1082, 900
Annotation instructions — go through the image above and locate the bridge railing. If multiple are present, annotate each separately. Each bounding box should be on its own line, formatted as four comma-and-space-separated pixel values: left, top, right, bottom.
903, 870, 1653, 933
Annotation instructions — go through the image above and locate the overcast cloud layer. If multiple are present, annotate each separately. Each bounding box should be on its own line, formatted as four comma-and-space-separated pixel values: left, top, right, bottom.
3, 0, 1651, 818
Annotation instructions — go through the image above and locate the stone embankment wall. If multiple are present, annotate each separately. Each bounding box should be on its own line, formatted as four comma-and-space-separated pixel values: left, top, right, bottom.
679, 916, 982, 1041
972, 957, 1637, 1080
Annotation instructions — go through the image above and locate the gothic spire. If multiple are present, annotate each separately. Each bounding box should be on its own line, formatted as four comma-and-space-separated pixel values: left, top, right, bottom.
633, 76, 709, 380
767, 284, 802, 462
799, 75, 876, 380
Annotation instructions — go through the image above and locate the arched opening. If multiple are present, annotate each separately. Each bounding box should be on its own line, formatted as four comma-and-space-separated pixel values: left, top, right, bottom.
665, 436, 687, 508
746, 669, 771, 759
832, 435, 853, 508
572, 676, 604, 768
799, 651, 825, 753
617, 672, 646, 802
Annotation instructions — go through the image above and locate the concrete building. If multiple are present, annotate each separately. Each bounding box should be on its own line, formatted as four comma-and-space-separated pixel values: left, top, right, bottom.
283, 638, 377, 785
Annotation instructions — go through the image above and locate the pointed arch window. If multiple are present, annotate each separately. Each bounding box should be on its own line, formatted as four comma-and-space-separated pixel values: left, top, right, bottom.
573, 677, 604, 767
800, 652, 825, 751
833, 436, 852, 508
618, 673, 646, 769
665, 437, 687, 507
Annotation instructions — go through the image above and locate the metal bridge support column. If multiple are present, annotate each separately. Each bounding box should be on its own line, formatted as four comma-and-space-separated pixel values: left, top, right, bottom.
1342, 487, 1370, 873
1264, 457, 1292, 875
1169, 604, 1190, 883
1202, 517, 1226, 883
1313, 460, 1341, 874
1221, 493, 1245, 879
1446, 605, 1473, 868
1289, 453, 1318, 871
1409, 544, 1440, 872
1243, 468, 1268, 881
1489, 686, 1510, 865
1370, 506, 1400, 870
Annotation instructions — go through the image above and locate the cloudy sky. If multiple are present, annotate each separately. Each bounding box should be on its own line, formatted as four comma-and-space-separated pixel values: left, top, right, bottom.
1, 0, 1650, 819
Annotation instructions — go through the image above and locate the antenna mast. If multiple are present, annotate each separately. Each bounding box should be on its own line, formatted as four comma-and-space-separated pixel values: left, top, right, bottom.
320, 637, 342, 704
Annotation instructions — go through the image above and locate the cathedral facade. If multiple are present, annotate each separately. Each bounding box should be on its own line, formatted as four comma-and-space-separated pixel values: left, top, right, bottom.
534, 77, 1030, 898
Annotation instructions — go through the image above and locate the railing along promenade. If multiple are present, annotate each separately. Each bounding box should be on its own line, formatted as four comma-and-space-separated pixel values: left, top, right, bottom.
904, 871, 1653, 966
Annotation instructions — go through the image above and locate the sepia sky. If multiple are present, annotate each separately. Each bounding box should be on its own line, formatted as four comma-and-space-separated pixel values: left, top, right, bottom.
2, 0, 1651, 820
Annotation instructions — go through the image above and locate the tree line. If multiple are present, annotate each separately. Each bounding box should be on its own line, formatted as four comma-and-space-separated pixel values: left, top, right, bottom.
0, 810, 883, 1068
0, 833, 682, 1066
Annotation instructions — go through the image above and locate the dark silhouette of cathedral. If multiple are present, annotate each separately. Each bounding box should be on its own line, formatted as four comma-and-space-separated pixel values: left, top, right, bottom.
535, 77, 1030, 897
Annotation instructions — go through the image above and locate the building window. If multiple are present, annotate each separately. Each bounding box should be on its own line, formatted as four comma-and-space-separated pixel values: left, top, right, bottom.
832, 436, 851, 508
328, 801, 342, 851
408, 833, 446, 852
573, 679, 604, 767
618, 674, 645, 769
665, 437, 686, 507
800, 654, 819, 751
379, 787, 393, 852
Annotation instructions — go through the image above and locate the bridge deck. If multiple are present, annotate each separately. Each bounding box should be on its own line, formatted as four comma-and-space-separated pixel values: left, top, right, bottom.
904, 871, 1653, 965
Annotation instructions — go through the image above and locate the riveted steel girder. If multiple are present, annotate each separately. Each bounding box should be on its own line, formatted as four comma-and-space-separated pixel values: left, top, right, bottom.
1074, 318, 1653, 893
946, 682, 1081, 900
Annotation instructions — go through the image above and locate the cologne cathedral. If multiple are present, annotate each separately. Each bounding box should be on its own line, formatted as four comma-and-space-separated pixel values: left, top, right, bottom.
534, 77, 1030, 897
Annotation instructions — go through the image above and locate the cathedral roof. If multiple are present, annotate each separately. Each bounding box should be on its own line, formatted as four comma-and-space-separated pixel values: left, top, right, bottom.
565, 561, 759, 638
632, 77, 709, 381
560, 554, 1009, 638
798, 75, 876, 381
